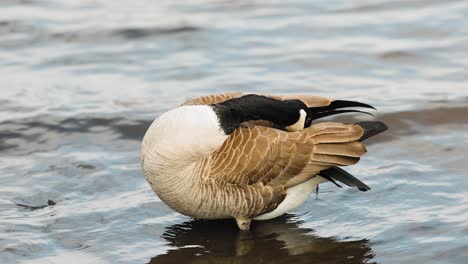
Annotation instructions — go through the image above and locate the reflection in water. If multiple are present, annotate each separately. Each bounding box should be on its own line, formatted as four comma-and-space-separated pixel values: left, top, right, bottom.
149, 215, 374, 264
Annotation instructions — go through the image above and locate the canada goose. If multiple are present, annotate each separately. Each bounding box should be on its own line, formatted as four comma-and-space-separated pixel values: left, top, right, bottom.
141, 93, 387, 230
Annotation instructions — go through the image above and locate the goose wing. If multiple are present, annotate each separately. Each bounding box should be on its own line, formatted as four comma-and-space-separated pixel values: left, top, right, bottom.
204, 122, 370, 217
266, 94, 331, 107
183, 93, 244, 106
207, 122, 367, 189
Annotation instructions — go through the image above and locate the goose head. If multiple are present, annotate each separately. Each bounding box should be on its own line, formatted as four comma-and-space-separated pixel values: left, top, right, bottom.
286, 99, 376, 132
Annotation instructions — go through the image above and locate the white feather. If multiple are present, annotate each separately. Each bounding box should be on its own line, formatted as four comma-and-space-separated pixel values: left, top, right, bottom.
285, 109, 306, 132
141, 105, 227, 169
254, 176, 326, 220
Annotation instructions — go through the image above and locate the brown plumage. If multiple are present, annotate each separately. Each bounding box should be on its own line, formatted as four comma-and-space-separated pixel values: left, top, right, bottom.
141, 93, 387, 230
183, 92, 332, 108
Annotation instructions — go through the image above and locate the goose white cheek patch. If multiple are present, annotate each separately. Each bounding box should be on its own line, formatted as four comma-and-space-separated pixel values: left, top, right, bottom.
286, 109, 306, 132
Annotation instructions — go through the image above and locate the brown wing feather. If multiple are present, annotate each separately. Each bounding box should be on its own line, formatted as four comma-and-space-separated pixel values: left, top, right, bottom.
203, 122, 367, 217
267, 94, 332, 107
182, 93, 244, 105
209, 122, 366, 186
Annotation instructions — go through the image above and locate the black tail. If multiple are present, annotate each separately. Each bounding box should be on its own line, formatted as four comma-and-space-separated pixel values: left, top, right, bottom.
320, 167, 371, 192
357, 121, 388, 141
319, 121, 388, 192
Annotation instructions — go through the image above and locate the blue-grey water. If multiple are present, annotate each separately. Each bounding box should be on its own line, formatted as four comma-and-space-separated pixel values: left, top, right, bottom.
1, 0, 468, 263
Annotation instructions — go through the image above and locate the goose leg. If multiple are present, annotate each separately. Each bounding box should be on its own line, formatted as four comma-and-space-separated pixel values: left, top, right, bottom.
235, 218, 252, 231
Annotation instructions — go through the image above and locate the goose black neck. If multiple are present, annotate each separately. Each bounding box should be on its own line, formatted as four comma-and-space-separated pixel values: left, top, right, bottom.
212, 94, 305, 134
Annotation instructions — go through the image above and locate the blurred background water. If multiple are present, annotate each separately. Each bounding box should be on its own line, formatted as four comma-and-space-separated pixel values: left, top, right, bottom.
1, 0, 467, 263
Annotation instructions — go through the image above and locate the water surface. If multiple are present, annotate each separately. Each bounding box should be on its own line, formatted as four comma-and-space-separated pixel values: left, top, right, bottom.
1, 0, 468, 263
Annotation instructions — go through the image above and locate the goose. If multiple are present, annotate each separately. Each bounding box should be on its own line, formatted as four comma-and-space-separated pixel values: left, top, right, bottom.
141, 93, 388, 230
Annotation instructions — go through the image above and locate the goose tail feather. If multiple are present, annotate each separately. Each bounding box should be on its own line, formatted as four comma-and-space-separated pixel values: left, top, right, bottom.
317, 121, 388, 191
320, 166, 370, 192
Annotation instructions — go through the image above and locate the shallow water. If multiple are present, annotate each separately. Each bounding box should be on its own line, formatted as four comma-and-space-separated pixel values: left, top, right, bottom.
1, 0, 468, 263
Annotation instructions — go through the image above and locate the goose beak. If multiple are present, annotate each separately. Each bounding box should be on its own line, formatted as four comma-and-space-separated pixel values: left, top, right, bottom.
306, 100, 376, 126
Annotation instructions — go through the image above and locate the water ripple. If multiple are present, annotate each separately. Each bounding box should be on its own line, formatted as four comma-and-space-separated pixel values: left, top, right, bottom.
1, 0, 468, 263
